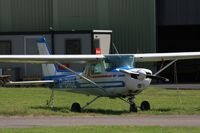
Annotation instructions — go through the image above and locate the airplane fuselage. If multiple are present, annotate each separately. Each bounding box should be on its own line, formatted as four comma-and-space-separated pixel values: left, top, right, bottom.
43, 55, 153, 98
49, 69, 152, 98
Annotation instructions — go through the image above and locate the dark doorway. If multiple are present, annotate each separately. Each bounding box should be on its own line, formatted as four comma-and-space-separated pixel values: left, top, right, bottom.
65, 39, 81, 54
157, 25, 200, 83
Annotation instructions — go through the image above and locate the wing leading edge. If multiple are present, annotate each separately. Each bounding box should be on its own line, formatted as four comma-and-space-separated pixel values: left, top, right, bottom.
134, 52, 200, 62
1, 52, 200, 63
0, 55, 105, 64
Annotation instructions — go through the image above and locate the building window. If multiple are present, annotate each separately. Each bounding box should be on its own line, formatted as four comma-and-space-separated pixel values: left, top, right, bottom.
0, 41, 12, 55
65, 39, 81, 54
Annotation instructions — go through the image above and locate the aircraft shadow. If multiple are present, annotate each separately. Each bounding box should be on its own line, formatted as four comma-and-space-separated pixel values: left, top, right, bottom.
31, 106, 180, 114
194, 107, 200, 111
83, 109, 129, 115
31, 106, 70, 113
31, 106, 129, 115
151, 107, 185, 112
151, 108, 172, 112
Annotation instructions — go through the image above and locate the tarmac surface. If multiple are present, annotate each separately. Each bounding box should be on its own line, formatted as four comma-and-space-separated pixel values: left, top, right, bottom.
152, 84, 200, 89
1, 115, 200, 128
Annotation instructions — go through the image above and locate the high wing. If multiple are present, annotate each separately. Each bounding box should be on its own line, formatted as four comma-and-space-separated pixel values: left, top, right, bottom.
1, 52, 200, 63
134, 52, 200, 62
0, 55, 105, 64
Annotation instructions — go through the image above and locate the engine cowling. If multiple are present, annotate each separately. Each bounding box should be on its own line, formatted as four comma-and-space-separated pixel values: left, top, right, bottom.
119, 68, 169, 82
136, 69, 147, 80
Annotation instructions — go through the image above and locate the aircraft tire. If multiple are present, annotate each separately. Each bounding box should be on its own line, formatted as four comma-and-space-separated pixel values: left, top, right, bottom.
71, 102, 81, 112
140, 101, 150, 111
130, 103, 138, 112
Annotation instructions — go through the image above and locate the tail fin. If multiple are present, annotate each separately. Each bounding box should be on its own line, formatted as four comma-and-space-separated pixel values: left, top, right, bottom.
37, 38, 58, 77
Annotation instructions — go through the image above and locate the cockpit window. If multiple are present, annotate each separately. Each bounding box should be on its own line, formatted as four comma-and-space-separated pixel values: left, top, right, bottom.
104, 60, 116, 71
91, 63, 104, 74
104, 55, 134, 71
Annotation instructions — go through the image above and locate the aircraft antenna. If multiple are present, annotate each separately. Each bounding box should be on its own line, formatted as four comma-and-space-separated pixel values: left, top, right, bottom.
112, 42, 120, 54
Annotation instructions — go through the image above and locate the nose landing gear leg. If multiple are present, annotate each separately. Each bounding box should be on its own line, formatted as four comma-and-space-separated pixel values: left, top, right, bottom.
128, 96, 138, 112
119, 96, 138, 112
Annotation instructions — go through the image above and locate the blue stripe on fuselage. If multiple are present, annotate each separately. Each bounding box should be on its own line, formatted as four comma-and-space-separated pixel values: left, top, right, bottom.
44, 74, 78, 80
79, 81, 125, 88
45, 73, 125, 89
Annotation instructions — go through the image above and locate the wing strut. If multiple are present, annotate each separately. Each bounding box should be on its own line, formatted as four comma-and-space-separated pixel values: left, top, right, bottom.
154, 59, 178, 76
55, 61, 106, 93
81, 96, 100, 110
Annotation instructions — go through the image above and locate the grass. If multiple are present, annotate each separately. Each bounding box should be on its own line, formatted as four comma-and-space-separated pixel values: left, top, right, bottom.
0, 87, 200, 116
1, 126, 200, 133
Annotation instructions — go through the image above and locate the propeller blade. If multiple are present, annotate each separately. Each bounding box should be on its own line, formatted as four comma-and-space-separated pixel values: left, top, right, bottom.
119, 68, 169, 82
119, 69, 139, 79
119, 69, 139, 75
146, 75, 169, 82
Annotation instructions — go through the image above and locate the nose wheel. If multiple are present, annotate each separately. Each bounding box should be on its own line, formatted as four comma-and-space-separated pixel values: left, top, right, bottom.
140, 101, 150, 111
71, 102, 81, 112
119, 96, 151, 112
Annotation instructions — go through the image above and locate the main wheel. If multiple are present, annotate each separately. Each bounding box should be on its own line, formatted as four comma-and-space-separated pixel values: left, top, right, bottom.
71, 102, 81, 112
140, 101, 150, 111
130, 103, 138, 112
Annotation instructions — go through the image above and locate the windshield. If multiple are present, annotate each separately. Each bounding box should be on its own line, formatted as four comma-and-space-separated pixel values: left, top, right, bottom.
104, 55, 134, 71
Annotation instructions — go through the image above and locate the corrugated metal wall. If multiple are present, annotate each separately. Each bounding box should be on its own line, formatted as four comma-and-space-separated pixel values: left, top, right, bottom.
53, 0, 98, 30
0, 0, 156, 53
53, 0, 156, 53
0, 0, 52, 32
157, 0, 200, 25
108, 0, 156, 53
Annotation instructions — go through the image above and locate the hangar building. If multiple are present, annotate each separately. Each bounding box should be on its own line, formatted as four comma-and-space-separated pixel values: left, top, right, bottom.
0, 0, 199, 83
156, 0, 200, 83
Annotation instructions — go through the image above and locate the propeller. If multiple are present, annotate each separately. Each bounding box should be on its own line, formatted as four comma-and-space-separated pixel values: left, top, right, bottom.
119, 69, 169, 82
146, 74, 169, 82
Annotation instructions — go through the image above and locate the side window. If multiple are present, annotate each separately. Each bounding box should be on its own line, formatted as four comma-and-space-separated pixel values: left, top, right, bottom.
0, 41, 12, 55
91, 63, 103, 74
65, 39, 81, 54
104, 60, 115, 72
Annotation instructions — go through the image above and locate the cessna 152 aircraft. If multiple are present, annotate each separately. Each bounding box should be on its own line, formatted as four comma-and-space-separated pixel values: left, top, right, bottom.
1, 37, 200, 112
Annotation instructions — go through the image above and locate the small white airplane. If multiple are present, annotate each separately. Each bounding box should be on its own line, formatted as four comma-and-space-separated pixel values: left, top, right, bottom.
1, 37, 200, 112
